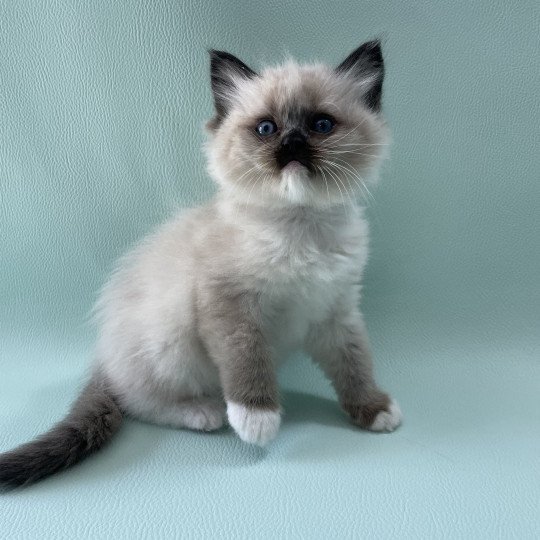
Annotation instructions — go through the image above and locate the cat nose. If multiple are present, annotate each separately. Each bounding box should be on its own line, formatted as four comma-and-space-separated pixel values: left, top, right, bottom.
280, 130, 307, 152
276, 129, 312, 171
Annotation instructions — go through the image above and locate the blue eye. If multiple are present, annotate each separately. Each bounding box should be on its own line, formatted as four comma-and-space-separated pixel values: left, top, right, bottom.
312, 116, 334, 134
256, 120, 277, 136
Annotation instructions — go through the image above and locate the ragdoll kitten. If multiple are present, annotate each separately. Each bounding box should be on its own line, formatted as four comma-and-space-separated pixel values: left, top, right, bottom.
0, 39, 402, 489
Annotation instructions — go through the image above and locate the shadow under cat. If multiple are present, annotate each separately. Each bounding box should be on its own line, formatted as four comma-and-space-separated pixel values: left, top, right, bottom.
2, 389, 380, 494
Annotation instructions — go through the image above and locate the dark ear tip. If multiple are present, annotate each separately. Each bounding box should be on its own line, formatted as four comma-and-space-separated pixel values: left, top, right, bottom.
336, 38, 385, 74
208, 49, 249, 66
366, 38, 382, 49
208, 50, 231, 67
360, 39, 383, 62
208, 49, 257, 120
335, 38, 385, 112
208, 49, 229, 59
208, 50, 258, 79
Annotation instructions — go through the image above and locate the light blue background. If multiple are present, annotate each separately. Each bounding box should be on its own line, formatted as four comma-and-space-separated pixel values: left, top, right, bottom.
1, 1, 539, 538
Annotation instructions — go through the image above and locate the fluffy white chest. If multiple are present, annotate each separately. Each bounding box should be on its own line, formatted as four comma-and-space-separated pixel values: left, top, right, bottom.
253, 215, 368, 356
218, 202, 369, 357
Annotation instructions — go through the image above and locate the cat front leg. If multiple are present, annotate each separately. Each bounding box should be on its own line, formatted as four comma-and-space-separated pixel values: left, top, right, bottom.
199, 287, 281, 446
305, 308, 402, 432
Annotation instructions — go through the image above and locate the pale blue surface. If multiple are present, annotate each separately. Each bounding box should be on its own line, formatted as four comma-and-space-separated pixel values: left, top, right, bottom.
1, 1, 539, 538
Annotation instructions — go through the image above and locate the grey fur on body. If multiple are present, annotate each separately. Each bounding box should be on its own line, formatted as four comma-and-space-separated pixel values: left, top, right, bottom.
0, 40, 402, 489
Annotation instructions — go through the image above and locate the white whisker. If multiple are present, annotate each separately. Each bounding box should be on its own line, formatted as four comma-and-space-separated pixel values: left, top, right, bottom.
324, 164, 353, 216
319, 119, 368, 146
315, 164, 331, 201
321, 158, 375, 205
322, 149, 380, 158
326, 142, 389, 147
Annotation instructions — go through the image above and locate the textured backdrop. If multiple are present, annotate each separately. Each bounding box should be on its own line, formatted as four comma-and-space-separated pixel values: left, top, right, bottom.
1, 1, 539, 538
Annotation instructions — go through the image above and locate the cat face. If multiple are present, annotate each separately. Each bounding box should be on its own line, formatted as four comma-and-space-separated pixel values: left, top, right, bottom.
205, 41, 389, 207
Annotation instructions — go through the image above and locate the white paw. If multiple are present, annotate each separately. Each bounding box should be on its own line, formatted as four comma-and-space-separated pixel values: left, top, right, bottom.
226, 402, 281, 446
183, 403, 225, 431
369, 398, 402, 432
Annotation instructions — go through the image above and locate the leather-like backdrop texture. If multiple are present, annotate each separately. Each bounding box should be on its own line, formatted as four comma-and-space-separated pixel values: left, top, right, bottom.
1, 1, 539, 538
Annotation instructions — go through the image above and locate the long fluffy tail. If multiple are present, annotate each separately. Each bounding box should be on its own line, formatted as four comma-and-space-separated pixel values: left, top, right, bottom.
0, 372, 122, 490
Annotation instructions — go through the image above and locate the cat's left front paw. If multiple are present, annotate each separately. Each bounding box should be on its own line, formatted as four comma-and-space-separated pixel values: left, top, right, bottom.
226, 402, 281, 446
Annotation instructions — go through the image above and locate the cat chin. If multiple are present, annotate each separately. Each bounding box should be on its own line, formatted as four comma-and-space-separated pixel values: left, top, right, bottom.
277, 170, 344, 208
218, 175, 342, 210
279, 166, 311, 201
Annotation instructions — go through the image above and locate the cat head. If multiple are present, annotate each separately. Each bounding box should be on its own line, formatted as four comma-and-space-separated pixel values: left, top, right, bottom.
205, 40, 389, 208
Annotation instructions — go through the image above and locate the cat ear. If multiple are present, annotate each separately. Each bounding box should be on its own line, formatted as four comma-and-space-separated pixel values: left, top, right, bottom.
209, 50, 257, 123
335, 39, 384, 111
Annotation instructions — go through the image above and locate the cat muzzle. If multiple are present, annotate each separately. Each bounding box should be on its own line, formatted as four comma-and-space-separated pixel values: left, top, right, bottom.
276, 130, 313, 172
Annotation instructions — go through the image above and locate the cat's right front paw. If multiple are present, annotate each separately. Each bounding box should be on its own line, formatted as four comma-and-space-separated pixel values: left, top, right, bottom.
226, 402, 281, 446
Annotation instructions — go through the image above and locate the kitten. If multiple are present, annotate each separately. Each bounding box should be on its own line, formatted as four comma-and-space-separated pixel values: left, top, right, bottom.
0, 40, 402, 489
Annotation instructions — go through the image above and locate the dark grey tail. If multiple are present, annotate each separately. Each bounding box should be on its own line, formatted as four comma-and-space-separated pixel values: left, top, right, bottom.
0, 373, 122, 490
